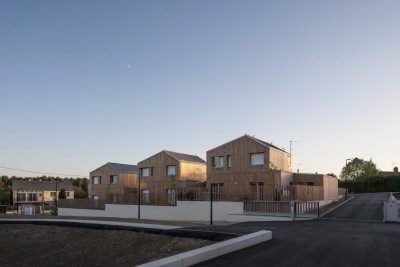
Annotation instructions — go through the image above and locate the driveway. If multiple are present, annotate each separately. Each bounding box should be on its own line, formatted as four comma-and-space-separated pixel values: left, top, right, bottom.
322, 192, 389, 221
190, 193, 399, 267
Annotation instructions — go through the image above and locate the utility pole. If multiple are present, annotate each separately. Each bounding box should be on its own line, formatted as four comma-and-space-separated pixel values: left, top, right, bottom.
42, 179, 44, 215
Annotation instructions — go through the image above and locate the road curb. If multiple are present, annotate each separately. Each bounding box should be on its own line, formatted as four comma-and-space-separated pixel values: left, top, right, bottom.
321, 196, 355, 217
136, 230, 272, 267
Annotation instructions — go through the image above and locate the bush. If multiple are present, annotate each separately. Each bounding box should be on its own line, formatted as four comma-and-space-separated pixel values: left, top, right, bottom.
339, 175, 400, 193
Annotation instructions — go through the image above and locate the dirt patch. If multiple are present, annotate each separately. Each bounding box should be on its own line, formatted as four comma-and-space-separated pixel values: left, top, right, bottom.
1, 214, 209, 227
0, 224, 215, 267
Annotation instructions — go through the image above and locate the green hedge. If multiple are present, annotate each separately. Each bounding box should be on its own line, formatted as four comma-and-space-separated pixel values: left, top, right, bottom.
339, 175, 400, 193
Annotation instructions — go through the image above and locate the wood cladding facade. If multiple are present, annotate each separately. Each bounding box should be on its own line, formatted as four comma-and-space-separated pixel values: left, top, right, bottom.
89, 163, 138, 199
293, 173, 338, 200
206, 135, 292, 194
137, 151, 206, 192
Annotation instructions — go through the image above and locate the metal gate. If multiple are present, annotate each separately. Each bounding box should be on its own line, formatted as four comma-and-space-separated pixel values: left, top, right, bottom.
244, 201, 320, 219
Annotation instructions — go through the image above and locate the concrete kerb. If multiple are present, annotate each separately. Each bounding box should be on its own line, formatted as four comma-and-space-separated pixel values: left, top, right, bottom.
137, 230, 272, 267
0, 218, 181, 230
320, 196, 355, 217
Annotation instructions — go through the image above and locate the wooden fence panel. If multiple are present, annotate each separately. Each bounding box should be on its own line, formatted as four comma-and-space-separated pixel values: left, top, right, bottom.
293, 185, 323, 201
58, 199, 106, 210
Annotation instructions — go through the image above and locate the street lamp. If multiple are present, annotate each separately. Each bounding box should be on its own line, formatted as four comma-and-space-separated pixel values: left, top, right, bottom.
138, 171, 141, 219
16, 188, 22, 215
210, 183, 217, 226
54, 181, 62, 211
41, 179, 44, 215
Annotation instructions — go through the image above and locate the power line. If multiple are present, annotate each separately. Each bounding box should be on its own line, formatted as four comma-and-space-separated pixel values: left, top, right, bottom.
0, 166, 86, 177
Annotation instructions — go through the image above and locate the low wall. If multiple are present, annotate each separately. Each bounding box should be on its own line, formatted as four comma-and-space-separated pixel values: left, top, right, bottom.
59, 201, 243, 222
383, 202, 400, 222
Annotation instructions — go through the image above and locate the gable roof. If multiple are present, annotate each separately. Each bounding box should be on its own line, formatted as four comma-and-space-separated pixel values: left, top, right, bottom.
248, 135, 288, 153
108, 162, 138, 173
207, 134, 289, 154
164, 151, 206, 164
12, 180, 74, 191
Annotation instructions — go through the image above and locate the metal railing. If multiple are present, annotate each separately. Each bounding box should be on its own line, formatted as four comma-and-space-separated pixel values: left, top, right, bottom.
244, 200, 320, 218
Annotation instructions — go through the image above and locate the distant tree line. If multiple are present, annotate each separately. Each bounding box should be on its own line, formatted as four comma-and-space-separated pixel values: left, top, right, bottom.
338, 158, 400, 193
340, 175, 400, 193
0, 175, 89, 208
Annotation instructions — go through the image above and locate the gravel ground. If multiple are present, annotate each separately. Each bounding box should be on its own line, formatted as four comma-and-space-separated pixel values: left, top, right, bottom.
0, 223, 215, 267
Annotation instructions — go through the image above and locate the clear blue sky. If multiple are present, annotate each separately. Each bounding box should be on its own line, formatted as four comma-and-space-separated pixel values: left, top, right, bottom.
1, 1, 399, 178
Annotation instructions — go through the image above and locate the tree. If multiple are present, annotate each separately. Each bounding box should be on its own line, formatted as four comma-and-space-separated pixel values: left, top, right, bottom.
74, 187, 88, 199
58, 188, 67, 199
326, 173, 337, 178
340, 157, 380, 181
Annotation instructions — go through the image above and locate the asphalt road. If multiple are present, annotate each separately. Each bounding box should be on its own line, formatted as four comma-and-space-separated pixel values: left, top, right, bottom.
322, 192, 389, 221
189, 192, 399, 267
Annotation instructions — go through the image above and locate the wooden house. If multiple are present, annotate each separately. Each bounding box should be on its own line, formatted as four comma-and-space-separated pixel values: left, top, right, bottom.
89, 162, 138, 200
137, 150, 206, 203
12, 180, 74, 215
206, 134, 292, 200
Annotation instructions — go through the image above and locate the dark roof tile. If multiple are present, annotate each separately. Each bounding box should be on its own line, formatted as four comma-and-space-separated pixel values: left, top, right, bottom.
108, 163, 138, 173
164, 151, 206, 163
12, 180, 74, 191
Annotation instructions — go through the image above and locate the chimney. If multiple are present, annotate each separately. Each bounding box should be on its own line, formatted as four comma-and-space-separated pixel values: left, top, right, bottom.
394, 167, 399, 173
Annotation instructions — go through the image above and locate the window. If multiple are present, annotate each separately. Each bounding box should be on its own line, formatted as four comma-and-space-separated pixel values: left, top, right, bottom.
92, 176, 101, 184
66, 192, 70, 197
141, 168, 150, 177
250, 182, 264, 200
227, 155, 232, 167
92, 195, 98, 200
167, 165, 176, 176
27, 193, 38, 201
212, 156, 224, 168
50, 192, 56, 197
17, 193, 26, 202
167, 189, 176, 205
211, 183, 224, 201
250, 153, 264, 165
142, 189, 150, 204
110, 175, 118, 184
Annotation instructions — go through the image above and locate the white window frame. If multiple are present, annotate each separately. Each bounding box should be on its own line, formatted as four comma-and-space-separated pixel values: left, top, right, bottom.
212, 156, 224, 168
141, 168, 150, 177
167, 189, 176, 205
92, 176, 101, 184
110, 175, 118, 184
142, 189, 150, 204
167, 165, 176, 176
250, 153, 264, 165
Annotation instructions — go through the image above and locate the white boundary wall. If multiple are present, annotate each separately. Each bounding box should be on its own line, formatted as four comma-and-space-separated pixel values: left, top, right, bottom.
59, 201, 243, 222
383, 202, 400, 222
